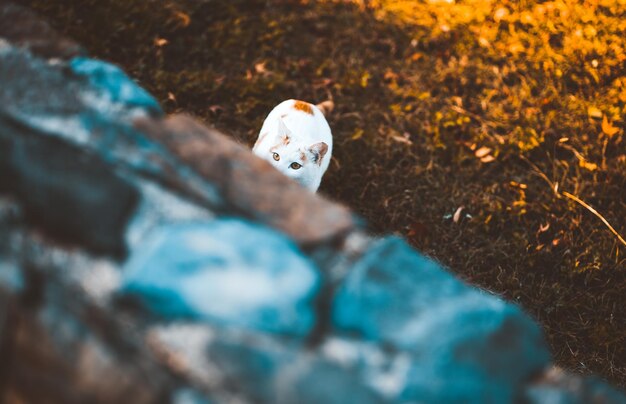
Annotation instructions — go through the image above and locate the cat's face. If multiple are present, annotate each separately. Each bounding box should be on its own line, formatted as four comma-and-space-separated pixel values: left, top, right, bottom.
258, 119, 328, 191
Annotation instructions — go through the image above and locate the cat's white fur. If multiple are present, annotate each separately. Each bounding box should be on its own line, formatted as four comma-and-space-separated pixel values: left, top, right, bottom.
253, 99, 333, 192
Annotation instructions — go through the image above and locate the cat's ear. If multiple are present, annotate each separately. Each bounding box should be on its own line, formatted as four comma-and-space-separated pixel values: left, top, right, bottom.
308, 142, 328, 166
277, 118, 291, 143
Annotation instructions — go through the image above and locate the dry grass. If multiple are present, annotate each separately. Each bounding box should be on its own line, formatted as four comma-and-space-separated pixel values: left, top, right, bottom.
26, 0, 626, 387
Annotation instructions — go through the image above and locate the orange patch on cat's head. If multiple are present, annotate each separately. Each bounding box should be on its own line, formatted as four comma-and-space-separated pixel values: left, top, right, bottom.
292, 100, 314, 115
270, 135, 290, 152
300, 151, 307, 162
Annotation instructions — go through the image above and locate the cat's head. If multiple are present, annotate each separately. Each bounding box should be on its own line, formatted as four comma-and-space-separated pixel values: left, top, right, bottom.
263, 119, 328, 191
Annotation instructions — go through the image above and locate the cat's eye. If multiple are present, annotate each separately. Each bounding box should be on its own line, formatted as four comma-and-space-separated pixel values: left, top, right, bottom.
272, 152, 280, 161
290, 162, 302, 170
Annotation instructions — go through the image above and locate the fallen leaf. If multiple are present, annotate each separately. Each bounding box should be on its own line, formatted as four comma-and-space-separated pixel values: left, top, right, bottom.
154, 37, 168, 47
255, 62, 268, 74
494, 7, 509, 22
360, 71, 371, 87
579, 159, 598, 171
407, 221, 428, 239
208, 105, 224, 113
475, 146, 492, 158
601, 116, 620, 137
390, 134, 413, 145
587, 106, 603, 119
480, 155, 496, 163
173, 11, 191, 27
351, 128, 364, 140
453, 206, 464, 223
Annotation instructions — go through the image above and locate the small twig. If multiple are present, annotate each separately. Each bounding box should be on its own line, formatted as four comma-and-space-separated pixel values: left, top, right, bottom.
520, 155, 559, 196
562, 191, 626, 248
520, 156, 625, 248
449, 105, 500, 128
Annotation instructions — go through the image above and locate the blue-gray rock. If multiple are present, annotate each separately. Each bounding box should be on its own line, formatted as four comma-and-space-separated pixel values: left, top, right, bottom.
70, 57, 161, 115
0, 45, 219, 254
0, 113, 139, 256
0, 46, 177, 179
524, 371, 626, 404
121, 219, 321, 336
332, 237, 551, 403
208, 331, 383, 404
285, 359, 384, 404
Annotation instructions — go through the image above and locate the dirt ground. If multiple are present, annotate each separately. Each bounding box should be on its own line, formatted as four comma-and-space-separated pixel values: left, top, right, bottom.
26, 0, 626, 387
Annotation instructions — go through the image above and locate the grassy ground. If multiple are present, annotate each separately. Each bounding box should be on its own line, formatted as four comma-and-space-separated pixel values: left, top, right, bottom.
26, 0, 626, 387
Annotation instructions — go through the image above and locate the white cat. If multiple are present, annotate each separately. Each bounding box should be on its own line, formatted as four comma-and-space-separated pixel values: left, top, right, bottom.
253, 99, 333, 192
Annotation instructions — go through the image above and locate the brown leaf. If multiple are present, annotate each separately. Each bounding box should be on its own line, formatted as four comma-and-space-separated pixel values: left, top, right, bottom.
480, 155, 496, 163
587, 106, 603, 119
154, 37, 168, 47
390, 134, 413, 145
208, 105, 224, 113
453, 206, 464, 223
602, 116, 620, 137
407, 221, 428, 240
255, 62, 268, 74
579, 159, 598, 171
173, 11, 191, 27
475, 146, 492, 158
351, 128, 364, 140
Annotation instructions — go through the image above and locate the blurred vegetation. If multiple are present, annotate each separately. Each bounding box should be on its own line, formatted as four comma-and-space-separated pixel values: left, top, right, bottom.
26, 0, 625, 387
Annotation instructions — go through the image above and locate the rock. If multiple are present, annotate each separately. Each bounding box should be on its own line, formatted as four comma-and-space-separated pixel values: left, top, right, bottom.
0, 114, 139, 256
525, 368, 626, 404
0, 2, 84, 59
6, 276, 177, 403
319, 337, 413, 400
70, 57, 162, 116
205, 329, 383, 404
148, 324, 384, 403
121, 219, 321, 336
281, 358, 384, 404
332, 237, 551, 403
0, 46, 169, 176
0, 46, 220, 254
135, 115, 355, 247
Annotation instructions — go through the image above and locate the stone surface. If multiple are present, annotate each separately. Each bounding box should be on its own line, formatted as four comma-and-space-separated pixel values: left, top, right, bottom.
2, 42, 222, 208
332, 237, 552, 403
0, 45, 223, 253
5, 269, 177, 403
525, 368, 626, 404
121, 219, 321, 336
0, 116, 139, 255
136, 115, 355, 247
0, 45, 172, 178
0, 2, 84, 59
149, 324, 385, 403
70, 57, 162, 116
